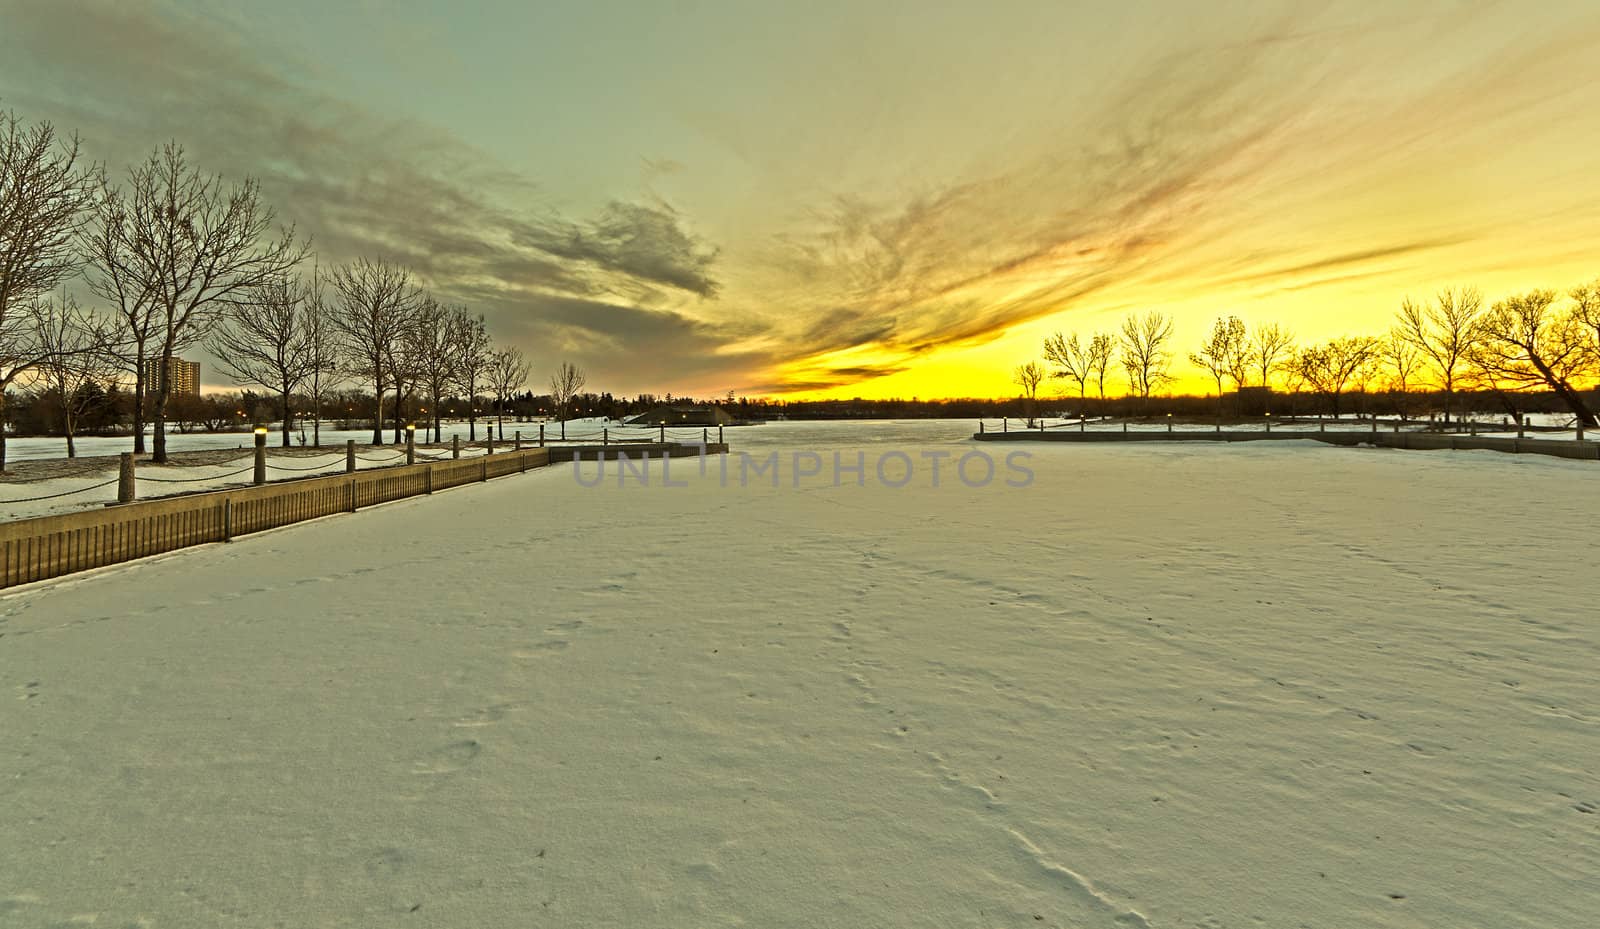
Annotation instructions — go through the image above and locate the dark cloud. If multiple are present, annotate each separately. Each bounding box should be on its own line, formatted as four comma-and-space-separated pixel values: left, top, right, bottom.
0, 0, 726, 388
513, 201, 720, 298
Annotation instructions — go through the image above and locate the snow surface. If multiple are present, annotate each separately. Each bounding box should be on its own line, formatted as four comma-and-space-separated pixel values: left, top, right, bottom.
2, 429, 1597, 928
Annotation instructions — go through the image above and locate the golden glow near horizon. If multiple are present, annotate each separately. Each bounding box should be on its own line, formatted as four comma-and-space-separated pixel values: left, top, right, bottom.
4, 1, 1598, 400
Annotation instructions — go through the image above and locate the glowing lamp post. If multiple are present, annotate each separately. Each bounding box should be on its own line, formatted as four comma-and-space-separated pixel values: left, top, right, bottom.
405, 423, 416, 464
253, 426, 268, 484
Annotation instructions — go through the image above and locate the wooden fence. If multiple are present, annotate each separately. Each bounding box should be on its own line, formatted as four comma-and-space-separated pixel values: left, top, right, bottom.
1, 442, 726, 591
0, 446, 564, 591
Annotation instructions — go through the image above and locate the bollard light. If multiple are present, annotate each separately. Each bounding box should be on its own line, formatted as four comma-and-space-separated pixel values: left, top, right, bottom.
253, 427, 268, 484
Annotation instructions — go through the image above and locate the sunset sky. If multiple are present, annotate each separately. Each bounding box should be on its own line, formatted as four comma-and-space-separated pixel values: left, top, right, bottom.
3, 0, 1598, 399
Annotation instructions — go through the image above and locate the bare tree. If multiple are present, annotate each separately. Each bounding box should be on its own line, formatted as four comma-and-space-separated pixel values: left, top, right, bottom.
1571, 278, 1600, 372
1469, 289, 1597, 426
1396, 288, 1481, 423
487, 346, 531, 440
408, 297, 463, 443
330, 258, 420, 445
0, 111, 96, 470
450, 308, 491, 440
385, 300, 428, 444
300, 269, 341, 446
1189, 315, 1246, 416
1119, 310, 1174, 402
1088, 332, 1114, 400
109, 142, 307, 461
1043, 332, 1093, 404
1290, 336, 1379, 417
83, 177, 160, 454
549, 360, 587, 440
33, 291, 116, 457
1013, 360, 1045, 427
1380, 329, 1421, 416
1247, 323, 1293, 388
209, 272, 315, 446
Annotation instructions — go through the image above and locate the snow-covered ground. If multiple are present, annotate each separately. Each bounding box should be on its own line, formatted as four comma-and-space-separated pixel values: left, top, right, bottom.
2, 432, 1597, 928
0, 417, 632, 464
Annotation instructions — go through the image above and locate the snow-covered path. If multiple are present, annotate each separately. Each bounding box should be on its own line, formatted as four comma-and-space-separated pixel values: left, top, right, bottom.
1, 440, 1596, 928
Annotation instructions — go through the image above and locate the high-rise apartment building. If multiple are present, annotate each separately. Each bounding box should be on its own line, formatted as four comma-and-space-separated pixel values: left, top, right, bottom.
144, 357, 201, 396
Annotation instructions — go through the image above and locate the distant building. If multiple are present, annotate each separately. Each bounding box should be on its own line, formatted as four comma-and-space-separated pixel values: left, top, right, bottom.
1233, 386, 1272, 416
145, 357, 201, 397
623, 405, 739, 427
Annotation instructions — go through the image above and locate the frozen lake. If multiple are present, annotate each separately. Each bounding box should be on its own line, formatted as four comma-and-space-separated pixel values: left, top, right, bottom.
1, 434, 1595, 927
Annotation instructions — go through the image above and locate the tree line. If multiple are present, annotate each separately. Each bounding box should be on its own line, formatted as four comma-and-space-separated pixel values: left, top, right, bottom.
0, 111, 595, 468
1023, 286, 1600, 426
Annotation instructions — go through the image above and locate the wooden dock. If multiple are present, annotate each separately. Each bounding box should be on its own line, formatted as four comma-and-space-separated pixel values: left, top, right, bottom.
972, 427, 1600, 461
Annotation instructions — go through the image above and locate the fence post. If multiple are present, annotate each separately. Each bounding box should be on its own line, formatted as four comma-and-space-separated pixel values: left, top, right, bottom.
1579, 421, 1586, 441
603, 427, 609, 446
1319, 421, 1325, 433
539, 423, 545, 447
660, 423, 666, 443
1122, 422, 1128, 434
514, 430, 521, 451
718, 424, 724, 444
1079, 418, 1085, 433
346, 439, 356, 473
425, 464, 433, 494
1517, 415, 1526, 438
405, 424, 415, 465
452, 434, 460, 459
253, 428, 267, 485
348, 477, 357, 512
1002, 418, 1008, 433
1372, 418, 1378, 436
486, 431, 495, 455
978, 420, 984, 434
222, 498, 232, 542
117, 452, 136, 504
1470, 422, 1477, 436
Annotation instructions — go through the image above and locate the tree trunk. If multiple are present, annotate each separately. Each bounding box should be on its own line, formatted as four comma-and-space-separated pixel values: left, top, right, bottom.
371, 377, 384, 445
132, 356, 147, 453
1547, 375, 1599, 426
65, 419, 76, 458
0, 392, 8, 472
151, 362, 171, 463
281, 386, 293, 447
151, 391, 169, 462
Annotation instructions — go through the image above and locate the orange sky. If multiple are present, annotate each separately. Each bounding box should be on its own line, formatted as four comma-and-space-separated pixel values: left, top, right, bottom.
4, 1, 1598, 400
